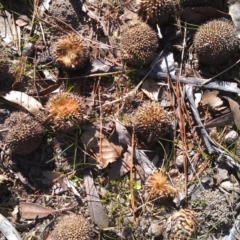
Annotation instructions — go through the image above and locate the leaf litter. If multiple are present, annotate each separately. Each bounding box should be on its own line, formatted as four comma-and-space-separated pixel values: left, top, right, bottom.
1, 0, 240, 239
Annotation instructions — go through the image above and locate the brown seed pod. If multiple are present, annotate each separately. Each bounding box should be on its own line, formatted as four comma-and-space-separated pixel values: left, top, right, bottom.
162, 209, 197, 240
137, 0, 176, 25
51, 33, 89, 69
193, 19, 239, 64
50, 214, 91, 240
120, 20, 159, 66
133, 101, 172, 143
3, 111, 44, 155
146, 170, 176, 198
45, 92, 86, 131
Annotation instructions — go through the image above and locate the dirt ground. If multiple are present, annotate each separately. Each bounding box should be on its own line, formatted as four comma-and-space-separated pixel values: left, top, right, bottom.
1, 0, 240, 239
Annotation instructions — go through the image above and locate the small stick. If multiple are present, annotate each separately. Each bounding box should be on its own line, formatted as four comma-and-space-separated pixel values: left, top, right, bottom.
201, 58, 240, 85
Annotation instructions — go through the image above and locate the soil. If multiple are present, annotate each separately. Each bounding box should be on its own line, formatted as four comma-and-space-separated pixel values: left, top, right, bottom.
1, 0, 240, 239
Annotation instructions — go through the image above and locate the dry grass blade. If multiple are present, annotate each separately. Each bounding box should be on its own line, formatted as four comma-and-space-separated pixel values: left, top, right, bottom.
84, 169, 109, 229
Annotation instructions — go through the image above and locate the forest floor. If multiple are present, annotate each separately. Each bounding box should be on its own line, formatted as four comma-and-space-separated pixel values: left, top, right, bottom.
1, 0, 240, 239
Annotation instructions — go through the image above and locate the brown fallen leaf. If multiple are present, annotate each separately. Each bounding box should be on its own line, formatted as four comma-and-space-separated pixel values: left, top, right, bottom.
81, 128, 122, 168
141, 78, 159, 101
224, 97, 240, 130
19, 202, 75, 219
92, 138, 122, 168
204, 112, 233, 128
84, 169, 109, 229
201, 90, 223, 110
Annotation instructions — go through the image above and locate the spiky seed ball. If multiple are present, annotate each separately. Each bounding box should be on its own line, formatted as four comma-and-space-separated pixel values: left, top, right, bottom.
133, 101, 171, 143
45, 92, 86, 131
162, 209, 197, 240
52, 33, 89, 69
193, 19, 239, 64
146, 170, 176, 198
3, 112, 44, 155
137, 0, 175, 25
50, 214, 91, 240
120, 20, 159, 66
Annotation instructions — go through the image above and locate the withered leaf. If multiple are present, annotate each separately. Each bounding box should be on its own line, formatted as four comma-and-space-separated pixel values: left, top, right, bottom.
115, 120, 131, 146
141, 78, 159, 101
93, 138, 122, 168
224, 97, 240, 130
19, 202, 75, 219
201, 90, 223, 109
0, 91, 42, 117
127, 146, 156, 176
204, 112, 233, 128
81, 129, 122, 168
15, 15, 29, 27
41, 171, 80, 197
84, 169, 109, 229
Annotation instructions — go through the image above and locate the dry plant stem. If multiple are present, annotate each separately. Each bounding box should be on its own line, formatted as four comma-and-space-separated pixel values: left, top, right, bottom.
98, 80, 103, 162
0, 214, 22, 240
130, 131, 135, 220
179, 23, 187, 76
201, 58, 240, 85
174, 78, 188, 197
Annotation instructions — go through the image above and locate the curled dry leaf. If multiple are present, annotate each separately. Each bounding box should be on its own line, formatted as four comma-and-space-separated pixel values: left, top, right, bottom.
201, 90, 223, 110
15, 15, 29, 27
92, 138, 122, 168
0, 91, 43, 117
81, 129, 122, 168
141, 78, 159, 101
224, 97, 240, 130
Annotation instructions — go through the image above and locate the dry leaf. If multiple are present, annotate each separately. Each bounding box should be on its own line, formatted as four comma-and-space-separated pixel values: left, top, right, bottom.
84, 169, 109, 229
127, 146, 156, 176
0, 91, 43, 116
204, 112, 233, 128
15, 15, 29, 27
92, 138, 122, 168
81, 129, 122, 168
115, 120, 131, 146
224, 97, 240, 130
80, 129, 103, 150
0, 175, 8, 183
41, 171, 81, 197
106, 152, 132, 180
201, 90, 223, 110
19, 202, 75, 219
141, 78, 159, 101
